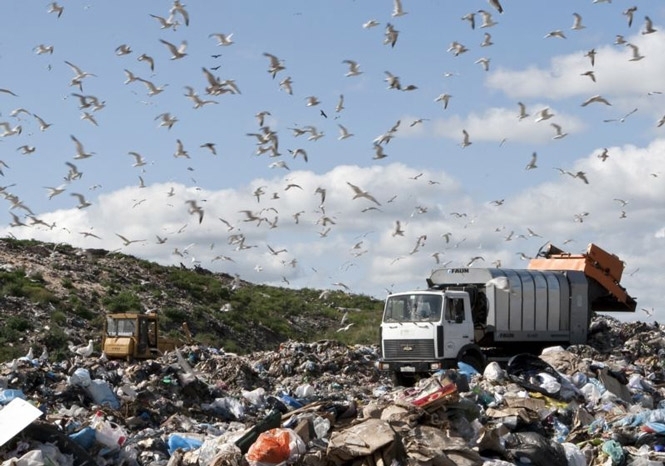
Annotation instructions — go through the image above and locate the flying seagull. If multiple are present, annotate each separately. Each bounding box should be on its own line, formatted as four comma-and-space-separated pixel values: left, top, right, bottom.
346, 182, 381, 206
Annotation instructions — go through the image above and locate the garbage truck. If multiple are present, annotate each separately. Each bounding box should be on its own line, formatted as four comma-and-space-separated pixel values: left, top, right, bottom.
376, 243, 637, 385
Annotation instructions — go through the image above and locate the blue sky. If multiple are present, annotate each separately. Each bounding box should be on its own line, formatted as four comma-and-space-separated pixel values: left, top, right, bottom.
1, 1, 664, 321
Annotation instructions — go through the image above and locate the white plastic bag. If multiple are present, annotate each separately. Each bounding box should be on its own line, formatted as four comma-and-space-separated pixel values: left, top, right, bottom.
483, 362, 505, 382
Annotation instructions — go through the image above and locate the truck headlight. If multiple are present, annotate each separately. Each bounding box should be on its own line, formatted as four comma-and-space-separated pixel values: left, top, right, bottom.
430, 363, 442, 370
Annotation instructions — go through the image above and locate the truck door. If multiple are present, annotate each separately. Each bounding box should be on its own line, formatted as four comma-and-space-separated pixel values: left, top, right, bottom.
442, 291, 473, 359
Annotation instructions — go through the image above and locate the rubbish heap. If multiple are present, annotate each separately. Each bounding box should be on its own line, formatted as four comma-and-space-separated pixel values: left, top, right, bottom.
2, 316, 665, 465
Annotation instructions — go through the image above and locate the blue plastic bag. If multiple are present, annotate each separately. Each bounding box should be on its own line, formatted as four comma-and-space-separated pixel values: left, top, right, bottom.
167, 434, 203, 455
69, 426, 96, 449
0, 389, 26, 405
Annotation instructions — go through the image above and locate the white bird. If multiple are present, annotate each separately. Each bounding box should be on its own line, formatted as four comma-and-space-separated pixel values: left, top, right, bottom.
129, 151, 147, 167
517, 102, 530, 120
263, 52, 286, 78
488, 0, 503, 13
0, 122, 22, 137
363, 19, 380, 29
71, 192, 92, 209
159, 38, 188, 59
115, 44, 132, 56
305, 96, 320, 106
20, 347, 34, 361
392, 0, 407, 17
525, 152, 537, 170
174, 139, 190, 158
45, 185, 66, 199
123, 69, 139, 84
477, 10, 497, 28
535, 108, 554, 122
626, 43, 644, 61
337, 323, 354, 332
485, 277, 509, 290
116, 233, 146, 246
373, 144, 388, 160
17, 145, 36, 155
279, 76, 293, 95
544, 30, 566, 39
571, 13, 585, 30
342, 59, 362, 77
48, 2, 64, 17
474, 57, 490, 71
384, 23, 399, 47
149, 13, 178, 30
462, 12, 476, 29
447, 41, 468, 56
338, 124, 354, 140
33, 114, 52, 131
460, 129, 472, 148
170, 0, 190, 26
551, 123, 568, 139
69, 339, 94, 358
136, 77, 167, 96
35, 44, 54, 55
209, 32, 234, 46
70, 134, 94, 159
137, 53, 155, 71
623, 7, 637, 28
480, 32, 493, 47
581, 95, 611, 106
346, 182, 381, 205
642, 16, 657, 34
156, 112, 178, 129
435, 93, 452, 109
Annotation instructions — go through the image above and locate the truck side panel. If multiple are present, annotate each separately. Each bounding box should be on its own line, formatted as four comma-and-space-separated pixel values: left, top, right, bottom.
567, 271, 590, 344
516, 270, 535, 331
532, 271, 548, 331
489, 269, 573, 341
506, 269, 522, 332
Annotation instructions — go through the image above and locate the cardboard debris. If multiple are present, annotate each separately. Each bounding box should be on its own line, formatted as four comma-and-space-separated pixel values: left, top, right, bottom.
0, 398, 43, 448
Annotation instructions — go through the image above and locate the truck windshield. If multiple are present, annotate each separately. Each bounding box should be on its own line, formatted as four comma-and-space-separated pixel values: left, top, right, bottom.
106, 317, 135, 336
383, 294, 442, 323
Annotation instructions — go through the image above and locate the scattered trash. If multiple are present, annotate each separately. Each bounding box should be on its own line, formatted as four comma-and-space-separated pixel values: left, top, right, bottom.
1, 318, 665, 464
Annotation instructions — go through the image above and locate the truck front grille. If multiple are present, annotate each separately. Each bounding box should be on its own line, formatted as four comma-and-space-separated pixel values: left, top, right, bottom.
383, 339, 435, 359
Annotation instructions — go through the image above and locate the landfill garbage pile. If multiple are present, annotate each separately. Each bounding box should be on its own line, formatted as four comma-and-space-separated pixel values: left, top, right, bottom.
2, 316, 665, 465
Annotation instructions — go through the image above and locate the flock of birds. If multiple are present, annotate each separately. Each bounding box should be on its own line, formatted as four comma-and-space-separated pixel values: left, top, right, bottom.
0, 0, 663, 305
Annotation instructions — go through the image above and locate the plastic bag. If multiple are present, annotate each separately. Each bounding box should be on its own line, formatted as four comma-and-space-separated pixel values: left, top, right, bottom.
245, 428, 305, 466
90, 411, 127, 449
243, 387, 267, 407
87, 379, 120, 410
294, 383, 315, 399
69, 368, 92, 387
483, 362, 505, 382
0, 389, 26, 405
167, 433, 204, 455
561, 442, 586, 466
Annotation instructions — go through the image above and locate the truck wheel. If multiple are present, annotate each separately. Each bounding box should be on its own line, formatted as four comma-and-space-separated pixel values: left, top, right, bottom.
460, 353, 485, 374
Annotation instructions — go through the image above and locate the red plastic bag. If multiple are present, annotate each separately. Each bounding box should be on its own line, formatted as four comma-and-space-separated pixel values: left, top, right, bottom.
246, 428, 305, 466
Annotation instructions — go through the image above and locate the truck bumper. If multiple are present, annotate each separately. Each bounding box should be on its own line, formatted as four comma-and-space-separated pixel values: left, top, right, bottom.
376, 359, 456, 374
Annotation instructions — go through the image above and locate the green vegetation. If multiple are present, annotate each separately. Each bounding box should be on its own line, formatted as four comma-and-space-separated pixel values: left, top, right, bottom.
0, 269, 58, 305
0, 238, 386, 361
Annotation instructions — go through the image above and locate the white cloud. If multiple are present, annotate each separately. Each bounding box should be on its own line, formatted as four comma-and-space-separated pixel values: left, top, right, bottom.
486, 32, 665, 102
3, 141, 664, 321
429, 106, 586, 144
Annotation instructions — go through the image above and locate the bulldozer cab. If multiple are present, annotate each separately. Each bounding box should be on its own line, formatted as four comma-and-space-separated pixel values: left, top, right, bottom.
103, 313, 170, 359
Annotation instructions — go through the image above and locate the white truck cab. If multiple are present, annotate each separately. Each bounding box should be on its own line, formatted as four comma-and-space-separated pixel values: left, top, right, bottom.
377, 290, 481, 385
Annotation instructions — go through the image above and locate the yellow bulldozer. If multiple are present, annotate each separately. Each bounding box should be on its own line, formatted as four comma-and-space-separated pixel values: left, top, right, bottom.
102, 312, 191, 360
